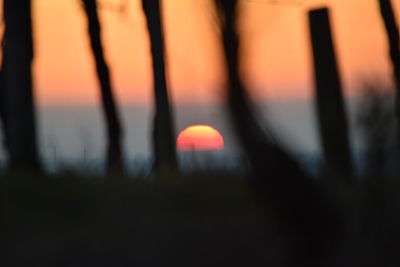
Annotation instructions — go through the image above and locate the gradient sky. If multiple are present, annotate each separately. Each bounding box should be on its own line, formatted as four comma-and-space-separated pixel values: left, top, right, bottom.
31, 0, 400, 107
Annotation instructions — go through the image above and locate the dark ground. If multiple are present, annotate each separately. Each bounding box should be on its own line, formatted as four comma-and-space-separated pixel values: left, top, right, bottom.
1, 172, 400, 266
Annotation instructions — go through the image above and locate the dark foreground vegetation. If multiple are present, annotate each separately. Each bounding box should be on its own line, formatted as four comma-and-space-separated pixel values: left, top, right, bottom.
1, 173, 400, 266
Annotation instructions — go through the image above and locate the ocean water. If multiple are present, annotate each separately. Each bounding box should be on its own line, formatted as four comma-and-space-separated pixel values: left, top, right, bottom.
0, 100, 361, 174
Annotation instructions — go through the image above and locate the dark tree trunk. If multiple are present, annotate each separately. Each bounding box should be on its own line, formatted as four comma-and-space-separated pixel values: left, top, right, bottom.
0, 63, 6, 149
378, 0, 400, 144
142, 0, 177, 175
0, 20, 5, 148
308, 8, 354, 181
81, 0, 124, 174
215, 1, 342, 266
2, 0, 40, 170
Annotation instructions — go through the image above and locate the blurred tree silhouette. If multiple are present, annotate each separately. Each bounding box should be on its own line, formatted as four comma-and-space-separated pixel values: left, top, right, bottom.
308, 8, 354, 181
81, 0, 124, 174
215, 1, 342, 266
378, 0, 400, 144
142, 0, 178, 175
0, 26, 5, 148
356, 81, 396, 178
1, 0, 40, 170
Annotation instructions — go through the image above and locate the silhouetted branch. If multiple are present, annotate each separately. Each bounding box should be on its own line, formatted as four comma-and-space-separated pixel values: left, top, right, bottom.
378, 0, 400, 145
2, 0, 40, 170
81, 0, 124, 175
309, 8, 354, 181
215, 1, 343, 265
142, 0, 178, 176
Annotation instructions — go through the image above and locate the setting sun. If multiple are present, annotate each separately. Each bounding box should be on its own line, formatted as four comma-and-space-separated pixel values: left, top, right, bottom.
177, 125, 224, 151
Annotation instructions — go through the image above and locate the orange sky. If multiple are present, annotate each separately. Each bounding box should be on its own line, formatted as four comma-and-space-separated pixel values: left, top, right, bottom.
31, 0, 400, 107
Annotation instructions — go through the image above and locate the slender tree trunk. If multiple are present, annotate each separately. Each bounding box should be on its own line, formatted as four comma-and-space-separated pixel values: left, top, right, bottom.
81, 0, 124, 174
0, 62, 6, 150
2, 0, 40, 170
378, 0, 400, 144
0, 27, 5, 146
215, 1, 342, 266
142, 0, 177, 175
308, 8, 354, 181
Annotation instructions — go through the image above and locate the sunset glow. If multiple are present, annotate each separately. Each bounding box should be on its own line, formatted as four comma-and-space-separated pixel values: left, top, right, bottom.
28, 0, 400, 106
177, 125, 224, 151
